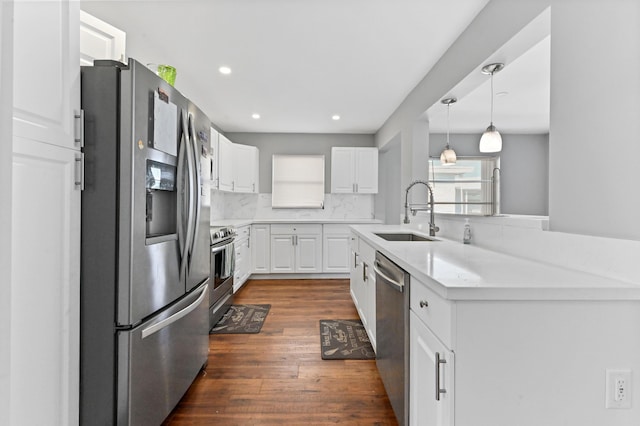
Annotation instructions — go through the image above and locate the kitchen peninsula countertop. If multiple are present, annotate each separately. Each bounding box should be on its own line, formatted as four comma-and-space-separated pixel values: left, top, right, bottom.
351, 224, 640, 301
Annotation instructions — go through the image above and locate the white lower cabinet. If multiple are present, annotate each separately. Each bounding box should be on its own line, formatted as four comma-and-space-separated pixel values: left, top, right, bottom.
233, 225, 251, 292
348, 233, 376, 351
322, 224, 351, 273
410, 311, 454, 426
270, 224, 322, 273
251, 224, 270, 273
407, 275, 640, 426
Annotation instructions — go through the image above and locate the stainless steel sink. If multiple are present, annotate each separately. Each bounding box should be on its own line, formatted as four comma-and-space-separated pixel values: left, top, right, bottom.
374, 232, 437, 242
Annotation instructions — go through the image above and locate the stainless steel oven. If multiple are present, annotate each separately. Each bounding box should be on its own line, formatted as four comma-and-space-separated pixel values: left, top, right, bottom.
209, 227, 236, 330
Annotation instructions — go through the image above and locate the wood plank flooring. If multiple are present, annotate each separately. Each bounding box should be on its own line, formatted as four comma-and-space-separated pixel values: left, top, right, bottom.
163, 279, 398, 426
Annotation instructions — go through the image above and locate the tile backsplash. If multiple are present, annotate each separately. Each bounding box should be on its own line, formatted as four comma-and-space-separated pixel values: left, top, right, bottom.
210, 191, 374, 222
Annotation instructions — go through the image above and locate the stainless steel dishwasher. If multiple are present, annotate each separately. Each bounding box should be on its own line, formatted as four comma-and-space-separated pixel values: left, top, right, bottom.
374, 251, 410, 426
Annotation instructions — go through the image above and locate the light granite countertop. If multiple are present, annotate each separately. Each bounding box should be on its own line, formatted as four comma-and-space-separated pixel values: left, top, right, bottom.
350, 224, 640, 301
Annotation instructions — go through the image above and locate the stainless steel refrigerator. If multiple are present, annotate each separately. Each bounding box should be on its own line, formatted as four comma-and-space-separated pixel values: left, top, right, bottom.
80, 58, 211, 425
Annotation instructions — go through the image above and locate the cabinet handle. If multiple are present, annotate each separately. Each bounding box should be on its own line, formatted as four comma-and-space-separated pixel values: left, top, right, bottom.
419, 300, 429, 308
74, 154, 84, 190
435, 352, 447, 401
356, 183, 359, 193
362, 262, 367, 282
74, 110, 85, 148
353, 252, 359, 268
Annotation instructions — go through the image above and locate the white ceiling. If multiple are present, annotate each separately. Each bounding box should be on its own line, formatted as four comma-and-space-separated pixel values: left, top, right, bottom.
81, 0, 491, 134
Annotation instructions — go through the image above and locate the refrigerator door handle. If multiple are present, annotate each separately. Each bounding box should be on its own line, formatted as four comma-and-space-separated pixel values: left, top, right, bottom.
182, 111, 196, 269
187, 113, 202, 266
176, 116, 188, 261
141, 283, 208, 339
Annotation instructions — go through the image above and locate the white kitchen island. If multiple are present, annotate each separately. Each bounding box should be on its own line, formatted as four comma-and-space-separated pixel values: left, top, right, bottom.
351, 224, 640, 426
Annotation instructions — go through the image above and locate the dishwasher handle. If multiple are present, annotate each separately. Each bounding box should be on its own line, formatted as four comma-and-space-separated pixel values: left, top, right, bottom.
373, 260, 404, 292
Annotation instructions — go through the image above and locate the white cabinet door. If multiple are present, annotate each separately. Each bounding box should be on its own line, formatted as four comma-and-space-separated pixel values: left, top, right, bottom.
330, 147, 355, 193
234, 237, 250, 293
295, 233, 322, 273
349, 249, 361, 308
362, 260, 376, 350
251, 224, 270, 273
322, 225, 351, 273
331, 147, 378, 193
11, 139, 81, 426
355, 148, 378, 193
11, 2, 80, 425
79, 10, 126, 66
209, 127, 219, 188
270, 235, 296, 272
323, 233, 351, 272
218, 134, 234, 192
410, 311, 454, 426
13, 0, 80, 151
233, 143, 257, 193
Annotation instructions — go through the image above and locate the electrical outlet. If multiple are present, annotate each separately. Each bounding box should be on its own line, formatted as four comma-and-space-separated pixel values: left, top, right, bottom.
606, 369, 632, 409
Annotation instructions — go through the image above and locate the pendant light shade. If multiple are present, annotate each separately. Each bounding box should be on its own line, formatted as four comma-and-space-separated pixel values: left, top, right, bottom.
440, 97, 457, 165
479, 124, 502, 152
479, 63, 504, 153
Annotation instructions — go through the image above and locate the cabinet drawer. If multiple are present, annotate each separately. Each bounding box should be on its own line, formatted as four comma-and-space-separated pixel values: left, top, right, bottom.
236, 225, 250, 239
359, 239, 376, 265
270, 224, 322, 235
410, 276, 454, 350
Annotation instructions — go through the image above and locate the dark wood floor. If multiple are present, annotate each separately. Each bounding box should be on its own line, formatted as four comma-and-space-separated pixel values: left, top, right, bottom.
163, 279, 398, 426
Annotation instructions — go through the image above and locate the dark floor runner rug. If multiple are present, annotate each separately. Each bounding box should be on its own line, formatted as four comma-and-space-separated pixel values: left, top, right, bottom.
319, 319, 376, 360
210, 304, 271, 334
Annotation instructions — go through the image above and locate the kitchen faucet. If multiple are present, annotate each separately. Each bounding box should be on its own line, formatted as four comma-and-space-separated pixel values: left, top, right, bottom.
404, 180, 439, 236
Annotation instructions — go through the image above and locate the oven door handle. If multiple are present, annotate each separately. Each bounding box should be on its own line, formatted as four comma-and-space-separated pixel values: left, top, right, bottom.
211, 242, 233, 255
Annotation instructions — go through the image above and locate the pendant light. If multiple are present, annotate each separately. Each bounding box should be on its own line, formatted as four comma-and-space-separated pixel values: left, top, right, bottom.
440, 97, 457, 165
479, 63, 505, 153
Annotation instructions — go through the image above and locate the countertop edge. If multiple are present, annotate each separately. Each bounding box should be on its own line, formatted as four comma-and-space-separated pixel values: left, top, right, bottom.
212, 218, 383, 228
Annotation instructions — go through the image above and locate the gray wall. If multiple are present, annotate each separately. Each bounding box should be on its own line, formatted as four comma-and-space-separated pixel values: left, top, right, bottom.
376, 136, 402, 224
226, 133, 375, 193
429, 133, 549, 216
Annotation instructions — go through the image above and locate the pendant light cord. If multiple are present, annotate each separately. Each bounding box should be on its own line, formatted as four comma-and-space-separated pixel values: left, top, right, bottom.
490, 71, 494, 126
446, 103, 451, 148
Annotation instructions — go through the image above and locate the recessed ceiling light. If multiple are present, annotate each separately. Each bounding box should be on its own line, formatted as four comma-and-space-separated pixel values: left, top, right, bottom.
332, 115, 341, 121
252, 113, 260, 119
219, 66, 232, 75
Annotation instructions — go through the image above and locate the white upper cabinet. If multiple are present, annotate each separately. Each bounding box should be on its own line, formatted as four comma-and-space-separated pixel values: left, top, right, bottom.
330, 147, 378, 194
209, 127, 219, 187
217, 134, 234, 192
216, 134, 259, 193
233, 143, 259, 193
13, 0, 80, 150
79, 10, 126, 66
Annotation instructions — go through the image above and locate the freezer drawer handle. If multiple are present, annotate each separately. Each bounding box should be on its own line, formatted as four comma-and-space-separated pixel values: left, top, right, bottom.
141, 283, 208, 339
373, 261, 403, 292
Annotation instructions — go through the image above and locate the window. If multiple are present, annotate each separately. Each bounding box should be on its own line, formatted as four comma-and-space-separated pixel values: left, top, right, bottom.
272, 155, 325, 208
428, 156, 500, 215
